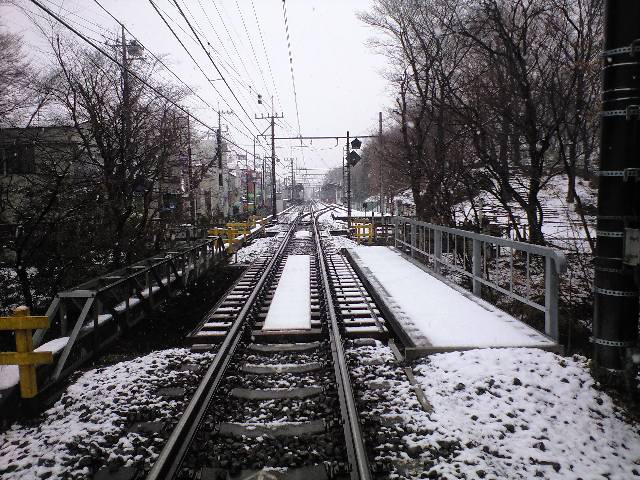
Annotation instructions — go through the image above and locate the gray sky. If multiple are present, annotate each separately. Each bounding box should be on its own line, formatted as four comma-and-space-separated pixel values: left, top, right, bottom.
1, 0, 392, 185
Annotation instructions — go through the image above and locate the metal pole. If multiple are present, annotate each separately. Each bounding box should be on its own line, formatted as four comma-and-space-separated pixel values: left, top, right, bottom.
290, 157, 294, 202
593, 1, 640, 379
271, 116, 276, 217
342, 151, 345, 205
187, 116, 195, 223
253, 147, 257, 215
245, 150, 249, 216
347, 131, 351, 230
379, 112, 384, 215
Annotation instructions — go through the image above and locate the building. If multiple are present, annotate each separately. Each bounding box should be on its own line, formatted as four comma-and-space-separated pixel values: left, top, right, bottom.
0, 125, 95, 223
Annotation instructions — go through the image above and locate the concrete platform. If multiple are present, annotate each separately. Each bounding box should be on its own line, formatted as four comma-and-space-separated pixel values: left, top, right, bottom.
345, 246, 559, 359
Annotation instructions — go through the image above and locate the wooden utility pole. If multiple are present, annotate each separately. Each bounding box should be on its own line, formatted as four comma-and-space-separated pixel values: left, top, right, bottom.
593, 1, 640, 384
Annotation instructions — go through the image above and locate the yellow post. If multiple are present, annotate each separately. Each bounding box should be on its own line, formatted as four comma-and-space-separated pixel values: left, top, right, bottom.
0, 306, 53, 398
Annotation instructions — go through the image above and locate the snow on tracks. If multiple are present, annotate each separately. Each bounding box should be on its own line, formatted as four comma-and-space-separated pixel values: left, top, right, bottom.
0, 348, 215, 479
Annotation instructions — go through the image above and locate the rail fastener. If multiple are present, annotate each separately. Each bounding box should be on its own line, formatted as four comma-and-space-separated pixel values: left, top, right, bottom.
0, 306, 53, 398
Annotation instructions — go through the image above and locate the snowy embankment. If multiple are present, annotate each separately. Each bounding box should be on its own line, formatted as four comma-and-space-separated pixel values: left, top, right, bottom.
0, 349, 214, 479
352, 342, 640, 480
456, 174, 596, 246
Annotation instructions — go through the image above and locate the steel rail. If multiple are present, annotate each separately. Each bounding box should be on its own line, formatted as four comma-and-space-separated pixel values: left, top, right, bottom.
146, 214, 301, 480
312, 206, 372, 480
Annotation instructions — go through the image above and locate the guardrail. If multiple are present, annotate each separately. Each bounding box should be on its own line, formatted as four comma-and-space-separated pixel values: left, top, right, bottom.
392, 217, 567, 340
30, 237, 226, 387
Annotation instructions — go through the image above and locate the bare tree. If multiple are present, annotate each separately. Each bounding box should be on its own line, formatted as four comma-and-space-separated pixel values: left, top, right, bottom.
0, 28, 38, 127
48, 36, 189, 267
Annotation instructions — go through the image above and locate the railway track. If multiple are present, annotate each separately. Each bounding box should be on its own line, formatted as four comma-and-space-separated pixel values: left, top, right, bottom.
146, 205, 378, 480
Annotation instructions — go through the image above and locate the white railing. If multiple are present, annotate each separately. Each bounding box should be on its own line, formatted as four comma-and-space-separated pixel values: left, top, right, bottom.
393, 217, 567, 341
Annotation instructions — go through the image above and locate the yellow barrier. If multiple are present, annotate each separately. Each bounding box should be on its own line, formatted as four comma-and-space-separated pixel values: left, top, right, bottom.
0, 306, 53, 398
353, 223, 374, 245
208, 217, 268, 253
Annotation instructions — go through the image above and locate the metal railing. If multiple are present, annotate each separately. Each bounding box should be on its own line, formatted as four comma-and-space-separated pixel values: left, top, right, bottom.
393, 217, 567, 340
31, 237, 227, 386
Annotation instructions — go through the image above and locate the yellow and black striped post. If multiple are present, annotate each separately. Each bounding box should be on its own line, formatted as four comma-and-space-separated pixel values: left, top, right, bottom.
0, 306, 53, 398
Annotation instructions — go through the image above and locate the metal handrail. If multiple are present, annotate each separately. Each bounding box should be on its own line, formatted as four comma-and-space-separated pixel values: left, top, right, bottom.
392, 216, 567, 341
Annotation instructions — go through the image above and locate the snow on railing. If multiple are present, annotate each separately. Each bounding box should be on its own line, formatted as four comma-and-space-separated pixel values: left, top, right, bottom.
393, 217, 567, 341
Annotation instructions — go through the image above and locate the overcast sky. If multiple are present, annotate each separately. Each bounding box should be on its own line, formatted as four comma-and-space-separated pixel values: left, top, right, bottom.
1, 0, 393, 186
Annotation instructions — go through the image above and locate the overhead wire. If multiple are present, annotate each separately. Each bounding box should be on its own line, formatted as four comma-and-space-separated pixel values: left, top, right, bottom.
152, 0, 269, 138
233, 0, 271, 107
147, 0, 258, 144
170, 0, 264, 140
27, 0, 264, 164
208, 0, 265, 102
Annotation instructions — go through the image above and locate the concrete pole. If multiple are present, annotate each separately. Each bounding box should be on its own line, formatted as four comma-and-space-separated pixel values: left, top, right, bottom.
593, 1, 640, 381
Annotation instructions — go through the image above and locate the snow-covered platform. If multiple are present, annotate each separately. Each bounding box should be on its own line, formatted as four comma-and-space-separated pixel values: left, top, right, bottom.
345, 246, 559, 358
263, 255, 311, 331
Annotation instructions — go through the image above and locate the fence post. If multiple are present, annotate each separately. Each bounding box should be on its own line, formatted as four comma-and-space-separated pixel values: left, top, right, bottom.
545, 256, 559, 340
410, 222, 416, 257
393, 218, 398, 248
472, 238, 482, 296
434, 228, 442, 274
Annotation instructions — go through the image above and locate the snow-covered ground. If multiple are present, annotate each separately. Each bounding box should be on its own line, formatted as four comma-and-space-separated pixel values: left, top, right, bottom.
0, 348, 215, 479
455, 174, 596, 247
231, 236, 277, 264
351, 341, 640, 480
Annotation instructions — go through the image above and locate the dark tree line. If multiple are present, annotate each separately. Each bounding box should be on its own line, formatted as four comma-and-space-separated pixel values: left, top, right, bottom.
358, 0, 601, 247
0, 28, 198, 312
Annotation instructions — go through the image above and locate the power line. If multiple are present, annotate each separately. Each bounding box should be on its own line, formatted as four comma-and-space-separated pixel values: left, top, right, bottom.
92, 1, 218, 114
28, 0, 218, 130
147, 0, 258, 144
234, 0, 271, 105
208, 0, 263, 101
27, 0, 263, 165
250, 0, 282, 114
148, 1, 267, 142
281, 0, 303, 139
171, 0, 263, 137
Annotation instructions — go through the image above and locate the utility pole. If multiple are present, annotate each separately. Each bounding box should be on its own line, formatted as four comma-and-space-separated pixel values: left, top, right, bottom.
262, 156, 266, 208
187, 116, 195, 223
347, 131, 352, 229
271, 115, 276, 216
593, 2, 640, 385
217, 109, 232, 217
253, 142, 257, 214
290, 158, 295, 202
379, 112, 384, 215
121, 24, 129, 171
256, 98, 284, 218
342, 150, 346, 206
245, 153, 250, 216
